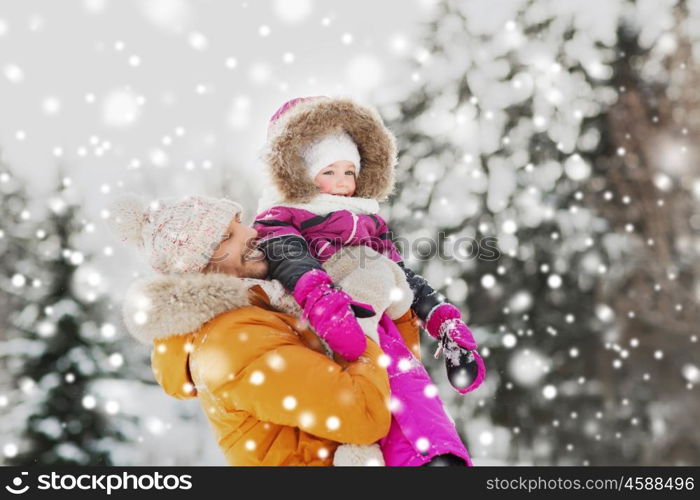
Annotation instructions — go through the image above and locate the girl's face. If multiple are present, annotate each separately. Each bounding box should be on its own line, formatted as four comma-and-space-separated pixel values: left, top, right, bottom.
204, 215, 268, 278
313, 161, 357, 196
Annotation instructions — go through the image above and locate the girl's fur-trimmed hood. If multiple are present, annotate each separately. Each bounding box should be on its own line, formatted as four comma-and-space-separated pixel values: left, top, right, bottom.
122, 272, 299, 344
264, 97, 398, 204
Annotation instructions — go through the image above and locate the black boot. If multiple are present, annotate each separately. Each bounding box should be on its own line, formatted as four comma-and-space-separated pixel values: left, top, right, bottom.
421, 453, 467, 466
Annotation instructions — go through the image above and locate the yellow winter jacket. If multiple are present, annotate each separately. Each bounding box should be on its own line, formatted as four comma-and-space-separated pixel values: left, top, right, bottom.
122, 272, 421, 466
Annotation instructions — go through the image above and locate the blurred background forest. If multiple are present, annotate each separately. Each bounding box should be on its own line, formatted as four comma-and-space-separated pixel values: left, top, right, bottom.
1, 0, 699, 465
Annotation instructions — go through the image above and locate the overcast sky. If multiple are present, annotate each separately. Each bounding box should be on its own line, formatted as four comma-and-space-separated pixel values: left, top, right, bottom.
0, 0, 435, 207
1, 0, 437, 293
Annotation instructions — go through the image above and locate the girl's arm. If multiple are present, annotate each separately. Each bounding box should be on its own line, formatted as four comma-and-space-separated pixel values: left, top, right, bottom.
369, 213, 454, 321
367, 213, 447, 320
254, 206, 373, 361
371, 214, 485, 394
368, 214, 404, 263
254, 206, 324, 291
396, 261, 447, 322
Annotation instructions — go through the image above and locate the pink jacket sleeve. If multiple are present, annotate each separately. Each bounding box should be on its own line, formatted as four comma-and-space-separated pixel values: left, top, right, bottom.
253, 206, 305, 242
370, 213, 404, 263
253, 206, 325, 291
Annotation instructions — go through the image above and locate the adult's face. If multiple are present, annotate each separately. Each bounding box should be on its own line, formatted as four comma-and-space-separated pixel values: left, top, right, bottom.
205, 216, 268, 279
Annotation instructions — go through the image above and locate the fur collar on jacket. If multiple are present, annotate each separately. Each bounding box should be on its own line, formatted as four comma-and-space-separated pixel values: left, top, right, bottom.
122, 273, 301, 344
257, 188, 380, 216
263, 97, 398, 204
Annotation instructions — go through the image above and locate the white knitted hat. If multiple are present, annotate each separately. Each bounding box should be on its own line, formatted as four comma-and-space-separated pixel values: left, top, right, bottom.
107, 193, 243, 274
301, 130, 362, 180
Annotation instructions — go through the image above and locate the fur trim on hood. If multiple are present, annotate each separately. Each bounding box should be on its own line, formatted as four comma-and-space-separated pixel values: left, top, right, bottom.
122, 273, 301, 344
264, 97, 398, 204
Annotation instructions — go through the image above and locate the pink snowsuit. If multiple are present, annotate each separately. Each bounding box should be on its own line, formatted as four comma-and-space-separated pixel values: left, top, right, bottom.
254, 205, 472, 466
258, 95, 478, 466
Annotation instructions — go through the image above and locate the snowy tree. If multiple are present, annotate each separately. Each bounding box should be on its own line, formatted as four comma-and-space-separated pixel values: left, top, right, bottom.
2, 174, 137, 465
383, 0, 700, 465
0, 158, 34, 334
0, 157, 43, 462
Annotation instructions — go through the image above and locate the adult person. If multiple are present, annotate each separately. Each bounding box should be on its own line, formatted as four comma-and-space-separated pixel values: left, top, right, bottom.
108, 194, 414, 465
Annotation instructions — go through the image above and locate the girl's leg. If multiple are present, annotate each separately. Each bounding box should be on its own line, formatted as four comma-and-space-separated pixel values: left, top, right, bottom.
376, 313, 472, 467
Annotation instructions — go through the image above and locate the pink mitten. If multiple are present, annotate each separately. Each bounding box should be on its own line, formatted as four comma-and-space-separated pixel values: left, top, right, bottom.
293, 269, 375, 361
441, 343, 486, 394
426, 303, 477, 351
426, 303, 485, 394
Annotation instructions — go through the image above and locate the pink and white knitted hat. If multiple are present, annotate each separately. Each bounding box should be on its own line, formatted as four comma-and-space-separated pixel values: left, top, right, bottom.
267, 96, 321, 136
108, 193, 243, 274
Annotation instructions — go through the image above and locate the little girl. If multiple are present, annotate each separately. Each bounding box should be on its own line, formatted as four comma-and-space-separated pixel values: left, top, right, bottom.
253, 96, 486, 466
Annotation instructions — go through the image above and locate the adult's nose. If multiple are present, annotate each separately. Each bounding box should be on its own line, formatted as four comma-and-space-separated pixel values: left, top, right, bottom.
247, 226, 261, 247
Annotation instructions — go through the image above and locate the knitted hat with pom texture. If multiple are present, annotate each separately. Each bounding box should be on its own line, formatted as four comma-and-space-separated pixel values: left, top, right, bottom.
107, 193, 243, 274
